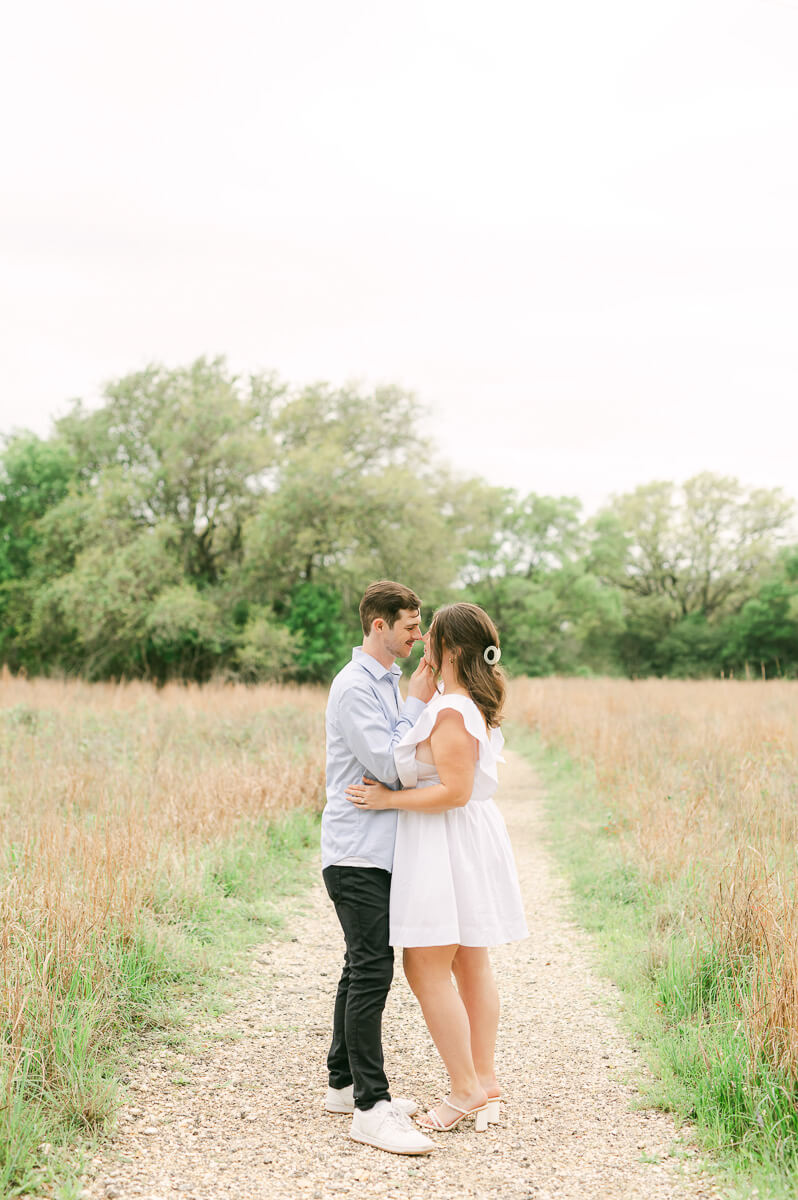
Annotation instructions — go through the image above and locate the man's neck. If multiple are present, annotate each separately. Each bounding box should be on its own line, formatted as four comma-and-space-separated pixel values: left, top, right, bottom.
361, 639, 395, 671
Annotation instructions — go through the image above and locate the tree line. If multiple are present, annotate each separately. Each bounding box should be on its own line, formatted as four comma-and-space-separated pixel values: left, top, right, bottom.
1, 358, 796, 682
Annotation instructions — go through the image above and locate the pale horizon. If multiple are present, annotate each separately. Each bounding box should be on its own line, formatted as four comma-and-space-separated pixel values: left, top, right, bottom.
2, 0, 797, 516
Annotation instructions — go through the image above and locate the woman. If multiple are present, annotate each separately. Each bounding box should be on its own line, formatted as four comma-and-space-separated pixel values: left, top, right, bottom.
346, 602, 528, 1133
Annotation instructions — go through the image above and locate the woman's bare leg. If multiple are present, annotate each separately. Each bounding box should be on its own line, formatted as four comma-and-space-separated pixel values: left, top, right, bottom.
452, 946, 500, 1096
403, 945, 487, 1121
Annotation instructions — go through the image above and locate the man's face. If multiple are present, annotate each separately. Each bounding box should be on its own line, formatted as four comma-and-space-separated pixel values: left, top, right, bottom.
379, 608, 423, 660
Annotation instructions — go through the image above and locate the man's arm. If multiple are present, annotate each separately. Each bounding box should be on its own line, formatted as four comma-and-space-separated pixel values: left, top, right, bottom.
345, 710, 477, 812
338, 683, 426, 786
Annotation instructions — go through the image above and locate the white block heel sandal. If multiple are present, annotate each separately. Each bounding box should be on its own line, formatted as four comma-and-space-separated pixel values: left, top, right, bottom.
418, 1097, 489, 1132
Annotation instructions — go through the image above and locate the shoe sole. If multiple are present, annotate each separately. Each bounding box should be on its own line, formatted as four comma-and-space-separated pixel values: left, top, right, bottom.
348, 1130, 434, 1155
326, 1103, 420, 1118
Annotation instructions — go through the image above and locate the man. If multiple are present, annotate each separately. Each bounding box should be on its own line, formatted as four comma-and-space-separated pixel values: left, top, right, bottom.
321, 580, 437, 1155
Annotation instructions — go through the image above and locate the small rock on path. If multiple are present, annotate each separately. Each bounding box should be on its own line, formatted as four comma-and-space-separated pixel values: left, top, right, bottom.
83, 749, 723, 1200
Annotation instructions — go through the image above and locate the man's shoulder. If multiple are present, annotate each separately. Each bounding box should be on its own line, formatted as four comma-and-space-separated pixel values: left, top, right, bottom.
328, 659, 373, 703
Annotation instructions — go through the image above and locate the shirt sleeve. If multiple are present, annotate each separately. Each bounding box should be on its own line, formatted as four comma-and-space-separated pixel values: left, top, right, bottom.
337, 686, 427, 787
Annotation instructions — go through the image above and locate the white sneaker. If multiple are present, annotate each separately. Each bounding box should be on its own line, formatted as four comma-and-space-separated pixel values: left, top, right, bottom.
325, 1083, 356, 1113
349, 1099, 435, 1155
325, 1084, 418, 1118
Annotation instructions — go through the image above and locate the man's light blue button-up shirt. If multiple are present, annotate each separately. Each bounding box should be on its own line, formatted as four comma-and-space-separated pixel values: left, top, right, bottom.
320, 648, 426, 872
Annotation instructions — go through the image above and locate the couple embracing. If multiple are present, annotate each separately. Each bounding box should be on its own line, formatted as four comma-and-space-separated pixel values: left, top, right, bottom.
321, 580, 528, 1155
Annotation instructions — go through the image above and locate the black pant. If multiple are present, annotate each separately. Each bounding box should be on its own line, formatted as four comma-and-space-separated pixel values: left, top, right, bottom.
322, 865, 394, 1112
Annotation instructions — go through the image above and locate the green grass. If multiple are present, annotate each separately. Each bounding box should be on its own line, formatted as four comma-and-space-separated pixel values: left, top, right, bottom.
509, 723, 798, 1200
0, 807, 320, 1199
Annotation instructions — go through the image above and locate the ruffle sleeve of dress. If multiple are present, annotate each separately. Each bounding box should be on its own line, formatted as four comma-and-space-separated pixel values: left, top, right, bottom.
394, 692, 505, 800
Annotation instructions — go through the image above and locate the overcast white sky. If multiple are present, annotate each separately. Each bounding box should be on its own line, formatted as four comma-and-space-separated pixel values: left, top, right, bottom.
1, 0, 797, 513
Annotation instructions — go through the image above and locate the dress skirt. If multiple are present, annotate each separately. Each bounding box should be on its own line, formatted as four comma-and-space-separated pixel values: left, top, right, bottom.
389, 789, 528, 948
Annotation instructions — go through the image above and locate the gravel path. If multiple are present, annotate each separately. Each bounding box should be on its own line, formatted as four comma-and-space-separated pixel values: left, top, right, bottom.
83, 749, 724, 1200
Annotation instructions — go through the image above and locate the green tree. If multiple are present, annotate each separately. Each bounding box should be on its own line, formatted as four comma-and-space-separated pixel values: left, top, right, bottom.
0, 432, 76, 664
233, 608, 299, 682
238, 383, 467, 611
6, 359, 794, 685
597, 474, 793, 618
145, 583, 227, 680
284, 582, 351, 682
2, 361, 484, 681
0, 432, 75, 580
593, 474, 795, 675
54, 358, 282, 584
721, 549, 798, 677
463, 491, 623, 675
25, 526, 184, 678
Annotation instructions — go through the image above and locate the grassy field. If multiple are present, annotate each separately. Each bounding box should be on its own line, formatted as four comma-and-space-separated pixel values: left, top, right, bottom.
506, 677, 798, 1196
0, 672, 326, 1197
7, 670, 798, 1196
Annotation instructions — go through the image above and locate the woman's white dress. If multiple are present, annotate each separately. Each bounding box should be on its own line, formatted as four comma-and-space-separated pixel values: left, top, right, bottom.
390, 692, 528, 948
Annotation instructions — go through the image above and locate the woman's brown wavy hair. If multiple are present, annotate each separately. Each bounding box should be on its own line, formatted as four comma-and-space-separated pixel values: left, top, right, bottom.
428, 602, 505, 729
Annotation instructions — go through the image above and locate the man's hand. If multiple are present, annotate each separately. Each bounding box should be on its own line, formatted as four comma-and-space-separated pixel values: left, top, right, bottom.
407, 653, 436, 704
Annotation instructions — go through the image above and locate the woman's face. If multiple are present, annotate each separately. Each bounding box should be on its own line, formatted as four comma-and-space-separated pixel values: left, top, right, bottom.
426, 623, 442, 672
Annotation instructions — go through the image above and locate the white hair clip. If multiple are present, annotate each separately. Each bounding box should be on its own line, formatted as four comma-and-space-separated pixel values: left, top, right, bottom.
483, 644, 501, 665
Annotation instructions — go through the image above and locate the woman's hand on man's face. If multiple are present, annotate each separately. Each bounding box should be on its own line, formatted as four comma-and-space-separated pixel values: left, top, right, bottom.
408, 651, 437, 703
345, 777, 394, 810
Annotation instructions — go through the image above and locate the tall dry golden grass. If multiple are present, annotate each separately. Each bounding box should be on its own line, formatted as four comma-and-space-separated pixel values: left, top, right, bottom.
0, 671, 326, 1143
507, 677, 798, 1080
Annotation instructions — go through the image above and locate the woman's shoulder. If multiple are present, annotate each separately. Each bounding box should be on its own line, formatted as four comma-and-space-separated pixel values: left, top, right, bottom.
431, 692, 490, 740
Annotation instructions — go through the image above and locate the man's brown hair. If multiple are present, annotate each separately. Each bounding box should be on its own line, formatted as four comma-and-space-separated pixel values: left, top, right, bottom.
359, 580, 421, 636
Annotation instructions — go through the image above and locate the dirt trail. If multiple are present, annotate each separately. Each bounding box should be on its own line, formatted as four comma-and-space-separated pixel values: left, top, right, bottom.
84, 750, 723, 1200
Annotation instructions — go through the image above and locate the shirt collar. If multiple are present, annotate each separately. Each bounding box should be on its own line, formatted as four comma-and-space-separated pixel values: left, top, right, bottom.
352, 647, 402, 680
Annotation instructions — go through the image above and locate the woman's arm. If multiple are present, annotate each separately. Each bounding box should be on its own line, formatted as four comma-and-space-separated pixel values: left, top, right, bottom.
336, 655, 435, 786
345, 709, 476, 813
